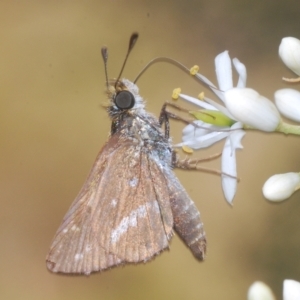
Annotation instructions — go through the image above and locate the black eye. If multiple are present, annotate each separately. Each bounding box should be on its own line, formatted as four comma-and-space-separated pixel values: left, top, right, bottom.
114, 91, 135, 110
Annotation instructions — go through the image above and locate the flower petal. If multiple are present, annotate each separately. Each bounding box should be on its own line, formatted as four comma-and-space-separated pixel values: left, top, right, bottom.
221, 137, 237, 204
180, 130, 229, 149
203, 96, 236, 120
224, 88, 281, 132
194, 72, 227, 102
233, 58, 247, 88
221, 123, 245, 204
228, 122, 245, 149
274, 88, 300, 122
179, 121, 230, 149
283, 279, 300, 300
179, 94, 217, 110
215, 51, 233, 91
182, 121, 210, 141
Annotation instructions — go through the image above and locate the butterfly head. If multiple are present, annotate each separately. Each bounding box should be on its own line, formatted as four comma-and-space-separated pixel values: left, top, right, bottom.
107, 79, 145, 115
113, 82, 135, 110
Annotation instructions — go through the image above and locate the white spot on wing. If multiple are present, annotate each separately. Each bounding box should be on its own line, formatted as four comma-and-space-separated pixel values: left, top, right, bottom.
152, 200, 160, 213
111, 203, 148, 244
74, 253, 83, 261
129, 177, 139, 187
71, 225, 80, 232
111, 198, 118, 207
85, 244, 92, 252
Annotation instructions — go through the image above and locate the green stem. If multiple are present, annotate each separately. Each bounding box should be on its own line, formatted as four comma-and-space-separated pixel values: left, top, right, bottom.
242, 122, 300, 135
276, 121, 300, 135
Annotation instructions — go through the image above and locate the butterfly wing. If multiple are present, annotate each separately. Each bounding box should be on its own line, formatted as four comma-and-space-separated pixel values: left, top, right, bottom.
46, 134, 173, 275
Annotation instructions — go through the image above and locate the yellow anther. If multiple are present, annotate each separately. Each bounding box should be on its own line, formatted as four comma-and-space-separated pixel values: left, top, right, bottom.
198, 92, 205, 100
182, 145, 193, 154
190, 65, 199, 75
172, 88, 181, 100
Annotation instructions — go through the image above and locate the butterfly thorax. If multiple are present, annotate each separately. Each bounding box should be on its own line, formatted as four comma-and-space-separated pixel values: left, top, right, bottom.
107, 79, 172, 169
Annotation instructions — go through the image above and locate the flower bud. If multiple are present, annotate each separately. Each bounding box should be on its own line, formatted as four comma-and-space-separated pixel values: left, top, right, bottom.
283, 279, 300, 300
279, 37, 300, 76
248, 282, 275, 300
224, 88, 281, 132
262, 172, 300, 202
274, 89, 300, 122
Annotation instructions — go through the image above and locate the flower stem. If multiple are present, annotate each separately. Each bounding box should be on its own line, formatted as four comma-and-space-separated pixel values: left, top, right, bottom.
276, 121, 300, 135
242, 122, 300, 135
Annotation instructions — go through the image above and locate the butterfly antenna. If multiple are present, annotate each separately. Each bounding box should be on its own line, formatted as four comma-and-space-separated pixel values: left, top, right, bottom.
115, 33, 139, 88
101, 47, 109, 90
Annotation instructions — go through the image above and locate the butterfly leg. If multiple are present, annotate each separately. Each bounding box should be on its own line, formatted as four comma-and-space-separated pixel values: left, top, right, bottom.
174, 154, 238, 179
159, 101, 196, 141
160, 102, 237, 179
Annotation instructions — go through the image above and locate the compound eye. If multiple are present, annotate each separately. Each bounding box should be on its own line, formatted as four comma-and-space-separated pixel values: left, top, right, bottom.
114, 90, 135, 110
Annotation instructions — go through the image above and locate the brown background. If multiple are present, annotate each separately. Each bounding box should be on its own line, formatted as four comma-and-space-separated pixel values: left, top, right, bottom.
1, 0, 300, 299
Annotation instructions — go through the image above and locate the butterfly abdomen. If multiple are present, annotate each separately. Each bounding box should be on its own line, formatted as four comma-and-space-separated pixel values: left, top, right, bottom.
167, 172, 206, 261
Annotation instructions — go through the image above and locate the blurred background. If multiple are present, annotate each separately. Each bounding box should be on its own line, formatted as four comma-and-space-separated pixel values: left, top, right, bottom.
1, 0, 300, 299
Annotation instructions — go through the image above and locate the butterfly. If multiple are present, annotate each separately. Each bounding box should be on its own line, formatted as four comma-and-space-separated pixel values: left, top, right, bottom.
46, 33, 206, 275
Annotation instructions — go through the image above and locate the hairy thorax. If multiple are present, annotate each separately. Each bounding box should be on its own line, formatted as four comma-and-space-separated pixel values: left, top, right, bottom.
117, 112, 173, 169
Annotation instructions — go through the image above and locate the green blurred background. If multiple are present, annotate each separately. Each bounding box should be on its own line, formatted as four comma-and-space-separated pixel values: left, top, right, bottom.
1, 0, 300, 299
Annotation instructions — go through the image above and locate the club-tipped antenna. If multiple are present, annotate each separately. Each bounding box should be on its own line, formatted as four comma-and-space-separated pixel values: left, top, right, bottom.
101, 47, 109, 90
115, 33, 139, 87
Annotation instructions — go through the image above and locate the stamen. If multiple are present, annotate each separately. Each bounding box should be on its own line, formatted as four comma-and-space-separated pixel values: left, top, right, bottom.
172, 88, 181, 100
282, 76, 300, 83
182, 145, 194, 154
198, 92, 205, 100
190, 65, 199, 75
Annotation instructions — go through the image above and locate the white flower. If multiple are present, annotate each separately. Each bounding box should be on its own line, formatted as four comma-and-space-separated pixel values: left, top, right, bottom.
274, 89, 300, 122
279, 37, 300, 76
177, 51, 246, 204
178, 120, 245, 204
284, 279, 300, 300
262, 172, 300, 201
194, 51, 247, 113
224, 88, 281, 132
221, 122, 245, 202
247, 281, 276, 300
180, 120, 231, 149
248, 280, 300, 300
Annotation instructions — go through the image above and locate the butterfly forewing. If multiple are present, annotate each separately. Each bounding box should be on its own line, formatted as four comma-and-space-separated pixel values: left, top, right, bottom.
46, 134, 174, 275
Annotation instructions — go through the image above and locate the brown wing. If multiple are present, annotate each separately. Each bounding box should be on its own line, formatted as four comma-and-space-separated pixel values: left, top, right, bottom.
46, 134, 173, 275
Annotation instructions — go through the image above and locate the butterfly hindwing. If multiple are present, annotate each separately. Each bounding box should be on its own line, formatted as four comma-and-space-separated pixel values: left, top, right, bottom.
46, 134, 173, 275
